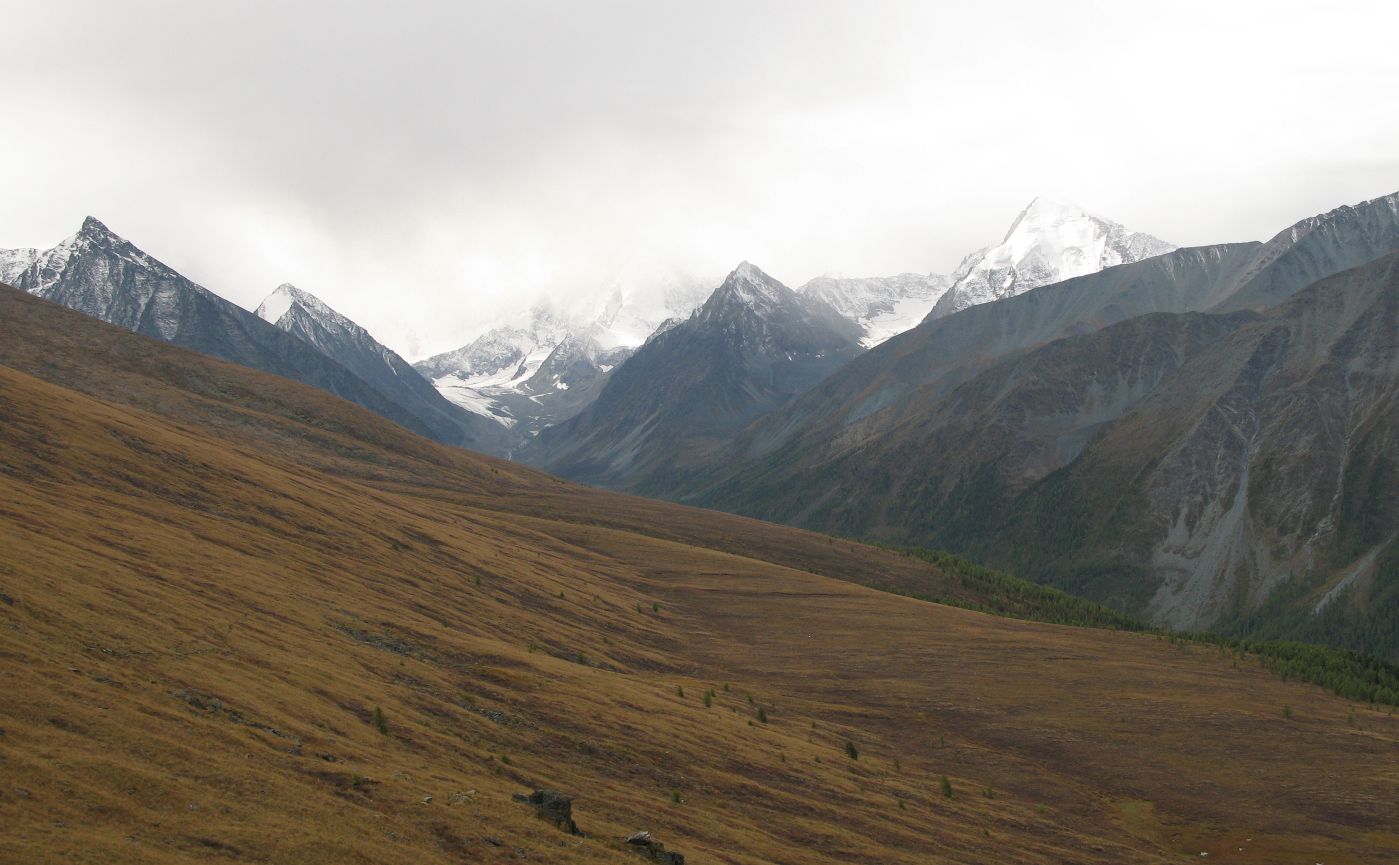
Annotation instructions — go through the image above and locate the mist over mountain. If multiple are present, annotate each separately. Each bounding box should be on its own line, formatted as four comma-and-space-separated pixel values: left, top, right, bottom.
9, 5, 1399, 862
800, 272, 953, 347
526, 262, 864, 489
6, 190, 1399, 658
414, 269, 711, 451
928, 197, 1177, 320
650, 191, 1399, 655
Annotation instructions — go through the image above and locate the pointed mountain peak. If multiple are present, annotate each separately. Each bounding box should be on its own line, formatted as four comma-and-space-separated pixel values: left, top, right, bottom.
733, 260, 762, 279
928, 197, 1176, 320
255, 283, 302, 323
72, 216, 128, 252
710, 261, 790, 310
1002, 197, 1103, 243
79, 215, 114, 238
256, 283, 364, 337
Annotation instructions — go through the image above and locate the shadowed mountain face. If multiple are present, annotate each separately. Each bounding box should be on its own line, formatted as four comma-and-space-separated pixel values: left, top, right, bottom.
695, 309, 1259, 542
1, 218, 500, 450
700, 193, 1399, 491
1, 281, 1395, 865
527, 262, 864, 490
254, 283, 509, 453
983, 254, 1399, 644
597, 192, 1399, 651
1210, 192, 1399, 313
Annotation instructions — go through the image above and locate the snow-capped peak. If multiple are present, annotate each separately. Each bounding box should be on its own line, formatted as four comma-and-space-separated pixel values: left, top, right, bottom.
79, 215, 115, 239
998, 196, 1093, 244
255, 283, 300, 324
800, 271, 952, 347
255, 283, 362, 335
1, 220, 95, 294
929, 197, 1176, 319
0, 247, 41, 286
709, 261, 789, 311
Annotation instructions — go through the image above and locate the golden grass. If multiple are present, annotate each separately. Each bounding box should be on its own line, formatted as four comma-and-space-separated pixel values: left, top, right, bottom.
0, 286, 1395, 864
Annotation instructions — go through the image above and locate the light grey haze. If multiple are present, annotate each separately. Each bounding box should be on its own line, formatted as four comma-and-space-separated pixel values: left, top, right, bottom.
3, 0, 1398, 358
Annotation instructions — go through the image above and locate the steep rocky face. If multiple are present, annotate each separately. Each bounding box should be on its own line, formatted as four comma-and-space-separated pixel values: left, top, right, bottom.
698, 242, 1262, 482
986, 254, 1399, 649
1, 219, 497, 450
526, 262, 864, 490
254, 284, 505, 452
928, 198, 1176, 320
662, 192, 1399, 515
1210, 190, 1399, 312
629, 192, 1399, 655
696, 309, 1258, 542
800, 272, 952, 347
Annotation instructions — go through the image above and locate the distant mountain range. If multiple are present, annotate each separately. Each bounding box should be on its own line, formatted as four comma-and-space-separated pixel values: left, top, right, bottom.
928, 196, 1177, 319
413, 270, 711, 451
526, 262, 865, 487
523, 200, 1177, 487
8, 191, 1395, 658
0, 218, 503, 451
416, 197, 1168, 453
634, 191, 1399, 657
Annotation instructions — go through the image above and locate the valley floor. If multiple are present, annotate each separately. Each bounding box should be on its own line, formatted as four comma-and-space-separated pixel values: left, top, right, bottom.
1, 287, 1396, 864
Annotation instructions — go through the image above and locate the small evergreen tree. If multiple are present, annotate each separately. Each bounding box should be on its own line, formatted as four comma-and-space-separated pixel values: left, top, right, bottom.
844, 741, 859, 760
372, 705, 388, 735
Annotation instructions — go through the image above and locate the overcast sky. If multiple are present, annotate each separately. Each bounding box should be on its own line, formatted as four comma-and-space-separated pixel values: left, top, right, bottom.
4, 1, 1398, 359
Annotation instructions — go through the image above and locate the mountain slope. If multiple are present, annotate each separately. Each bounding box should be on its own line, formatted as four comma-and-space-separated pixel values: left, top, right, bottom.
699, 309, 1259, 543
667, 192, 1399, 510
415, 272, 710, 446
640, 192, 1399, 652
691, 242, 1261, 487
1, 283, 1395, 865
977, 253, 1399, 645
800, 272, 952, 347
1212, 190, 1399, 312
928, 197, 1176, 319
529, 262, 864, 490
254, 283, 505, 452
1, 218, 498, 450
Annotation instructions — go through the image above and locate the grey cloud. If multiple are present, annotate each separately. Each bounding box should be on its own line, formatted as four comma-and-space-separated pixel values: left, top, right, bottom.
3, 0, 1398, 357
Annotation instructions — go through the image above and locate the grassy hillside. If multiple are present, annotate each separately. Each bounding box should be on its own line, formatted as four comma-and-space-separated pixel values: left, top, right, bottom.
1, 286, 1397, 864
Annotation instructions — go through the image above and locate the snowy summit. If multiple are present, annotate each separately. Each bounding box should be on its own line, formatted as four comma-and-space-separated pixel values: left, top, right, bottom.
928, 197, 1176, 319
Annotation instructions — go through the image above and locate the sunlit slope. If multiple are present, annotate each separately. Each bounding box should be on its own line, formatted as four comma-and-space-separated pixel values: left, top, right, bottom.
1, 286, 1395, 865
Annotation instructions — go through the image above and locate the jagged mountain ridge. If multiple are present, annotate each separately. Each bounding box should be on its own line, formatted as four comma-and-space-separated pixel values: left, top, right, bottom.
672, 191, 1399, 504
694, 308, 1260, 544
800, 272, 953, 347
415, 272, 710, 445
3, 281, 1395, 864
982, 252, 1399, 651
254, 283, 507, 452
0, 218, 499, 450
526, 262, 864, 489
415, 198, 1166, 444
667, 191, 1399, 652
928, 197, 1177, 320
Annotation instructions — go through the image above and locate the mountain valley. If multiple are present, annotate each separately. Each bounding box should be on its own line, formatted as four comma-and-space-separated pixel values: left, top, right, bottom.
2, 284, 1396, 864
